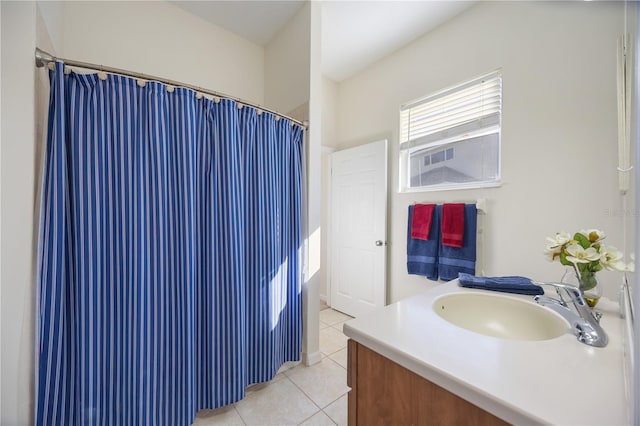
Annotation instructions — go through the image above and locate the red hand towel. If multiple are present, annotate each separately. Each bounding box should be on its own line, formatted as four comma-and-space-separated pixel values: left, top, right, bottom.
411, 204, 436, 240
442, 203, 465, 248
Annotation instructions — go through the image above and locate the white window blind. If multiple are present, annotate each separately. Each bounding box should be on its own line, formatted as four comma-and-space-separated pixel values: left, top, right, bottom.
400, 71, 502, 149
399, 70, 502, 192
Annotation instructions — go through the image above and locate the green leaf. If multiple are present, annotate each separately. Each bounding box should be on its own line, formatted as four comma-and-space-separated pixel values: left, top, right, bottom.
560, 252, 571, 266
574, 233, 591, 249
577, 262, 587, 274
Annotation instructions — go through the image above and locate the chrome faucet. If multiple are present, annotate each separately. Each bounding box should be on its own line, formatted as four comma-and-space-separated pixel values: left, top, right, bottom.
533, 282, 608, 348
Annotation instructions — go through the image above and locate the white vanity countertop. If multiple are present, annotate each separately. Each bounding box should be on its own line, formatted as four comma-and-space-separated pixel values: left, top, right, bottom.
343, 280, 628, 426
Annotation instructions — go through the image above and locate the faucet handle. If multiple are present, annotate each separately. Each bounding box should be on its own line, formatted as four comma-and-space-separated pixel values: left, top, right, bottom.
593, 311, 603, 323
534, 281, 608, 347
533, 281, 586, 307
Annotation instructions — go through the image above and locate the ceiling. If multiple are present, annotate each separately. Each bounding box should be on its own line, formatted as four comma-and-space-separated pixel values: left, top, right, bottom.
172, 1, 475, 82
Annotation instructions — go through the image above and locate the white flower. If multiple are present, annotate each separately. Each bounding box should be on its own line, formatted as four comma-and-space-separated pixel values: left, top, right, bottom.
543, 246, 560, 261
580, 229, 606, 243
544, 232, 572, 261
544, 228, 628, 277
546, 232, 572, 249
565, 243, 600, 264
600, 245, 627, 271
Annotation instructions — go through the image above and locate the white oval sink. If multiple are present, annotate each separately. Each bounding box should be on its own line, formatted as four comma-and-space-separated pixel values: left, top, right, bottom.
433, 292, 569, 341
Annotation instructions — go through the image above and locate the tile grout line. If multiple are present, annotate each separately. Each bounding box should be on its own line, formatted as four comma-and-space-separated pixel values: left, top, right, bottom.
296, 408, 338, 426
284, 373, 327, 424
231, 403, 248, 426
232, 367, 300, 426
285, 354, 350, 424
289, 377, 343, 426
319, 393, 348, 426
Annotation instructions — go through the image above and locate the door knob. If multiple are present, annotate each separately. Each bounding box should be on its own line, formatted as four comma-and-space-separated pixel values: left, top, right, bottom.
375, 240, 384, 246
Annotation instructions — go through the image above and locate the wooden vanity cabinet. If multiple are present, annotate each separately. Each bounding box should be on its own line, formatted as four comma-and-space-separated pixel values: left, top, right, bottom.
347, 340, 509, 426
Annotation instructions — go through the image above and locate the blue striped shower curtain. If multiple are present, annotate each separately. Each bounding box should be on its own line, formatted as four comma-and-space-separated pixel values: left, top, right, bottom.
36, 62, 304, 426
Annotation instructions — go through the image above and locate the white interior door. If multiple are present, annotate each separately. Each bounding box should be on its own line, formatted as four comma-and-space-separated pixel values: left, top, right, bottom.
330, 140, 387, 318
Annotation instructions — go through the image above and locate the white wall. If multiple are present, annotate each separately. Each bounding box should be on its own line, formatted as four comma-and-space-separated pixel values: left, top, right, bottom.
320, 147, 333, 302
322, 77, 339, 149
1, 1, 41, 423
61, 1, 265, 106
335, 1, 626, 303
36, 1, 63, 54
307, 2, 323, 366
628, 4, 639, 424
320, 77, 338, 301
264, 4, 311, 114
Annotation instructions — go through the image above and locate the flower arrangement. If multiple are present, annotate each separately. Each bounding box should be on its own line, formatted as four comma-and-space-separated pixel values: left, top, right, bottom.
544, 229, 626, 292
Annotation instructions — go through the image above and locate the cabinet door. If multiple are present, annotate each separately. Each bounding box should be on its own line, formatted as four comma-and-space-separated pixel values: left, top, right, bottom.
412, 372, 507, 425
348, 341, 508, 426
351, 341, 413, 425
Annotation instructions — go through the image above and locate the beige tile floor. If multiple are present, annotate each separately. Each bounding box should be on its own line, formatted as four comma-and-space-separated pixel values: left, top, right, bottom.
193, 308, 353, 426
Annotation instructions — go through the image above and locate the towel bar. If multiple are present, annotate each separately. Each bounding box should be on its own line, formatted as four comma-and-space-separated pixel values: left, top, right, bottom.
412, 198, 487, 214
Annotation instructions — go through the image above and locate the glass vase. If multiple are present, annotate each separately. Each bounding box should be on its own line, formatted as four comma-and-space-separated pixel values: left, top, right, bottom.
561, 269, 602, 308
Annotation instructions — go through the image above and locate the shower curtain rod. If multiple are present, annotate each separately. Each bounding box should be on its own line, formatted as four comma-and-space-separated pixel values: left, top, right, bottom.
34, 47, 308, 129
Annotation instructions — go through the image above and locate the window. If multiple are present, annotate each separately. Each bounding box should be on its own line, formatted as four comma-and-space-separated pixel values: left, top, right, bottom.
399, 70, 502, 192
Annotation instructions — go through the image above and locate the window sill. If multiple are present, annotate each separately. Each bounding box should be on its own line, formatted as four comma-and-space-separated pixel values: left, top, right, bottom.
399, 180, 502, 194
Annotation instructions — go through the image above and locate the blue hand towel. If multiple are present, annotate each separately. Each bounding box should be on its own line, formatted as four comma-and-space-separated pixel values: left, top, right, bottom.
407, 205, 440, 280
458, 273, 544, 296
438, 204, 477, 281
